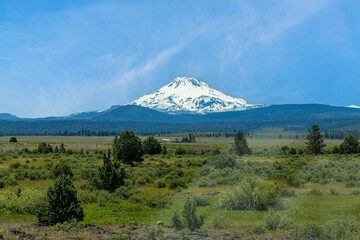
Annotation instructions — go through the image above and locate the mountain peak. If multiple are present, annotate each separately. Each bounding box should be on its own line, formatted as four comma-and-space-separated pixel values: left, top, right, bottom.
347, 105, 360, 109
128, 76, 266, 114
168, 76, 207, 88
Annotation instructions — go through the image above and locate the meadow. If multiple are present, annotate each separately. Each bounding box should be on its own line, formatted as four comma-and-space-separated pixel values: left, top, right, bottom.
0, 132, 359, 240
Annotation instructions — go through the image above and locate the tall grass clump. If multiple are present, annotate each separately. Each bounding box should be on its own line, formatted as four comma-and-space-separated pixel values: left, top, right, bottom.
323, 218, 360, 240
352, 189, 360, 195
207, 214, 230, 230
217, 177, 280, 211
296, 218, 360, 240
263, 208, 293, 231
141, 227, 164, 239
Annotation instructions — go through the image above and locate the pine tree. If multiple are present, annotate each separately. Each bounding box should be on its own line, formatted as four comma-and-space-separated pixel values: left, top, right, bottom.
37, 162, 84, 225
233, 131, 251, 156
37, 142, 53, 154
181, 197, 204, 231
59, 143, 66, 153
339, 134, 359, 154
171, 211, 184, 230
161, 145, 168, 155
189, 133, 196, 143
142, 136, 162, 155
112, 131, 143, 166
306, 125, 326, 155
52, 161, 74, 179
170, 197, 204, 231
98, 150, 126, 192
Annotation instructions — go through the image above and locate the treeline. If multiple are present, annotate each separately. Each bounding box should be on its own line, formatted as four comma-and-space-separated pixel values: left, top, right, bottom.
4, 129, 360, 141
1, 129, 171, 137
53, 129, 171, 137
195, 132, 248, 138
1, 118, 360, 135
324, 130, 360, 139
1, 118, 360, 139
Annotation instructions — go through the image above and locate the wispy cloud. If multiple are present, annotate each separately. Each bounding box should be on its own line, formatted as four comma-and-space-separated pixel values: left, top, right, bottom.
0, 0, 357, 117
111, 43, 187, 89
257, 0, 330, 43
219, 0, 330, 69
213, 0, 330, 100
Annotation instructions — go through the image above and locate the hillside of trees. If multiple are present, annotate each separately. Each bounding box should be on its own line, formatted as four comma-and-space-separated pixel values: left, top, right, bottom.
0, 118, 360, 136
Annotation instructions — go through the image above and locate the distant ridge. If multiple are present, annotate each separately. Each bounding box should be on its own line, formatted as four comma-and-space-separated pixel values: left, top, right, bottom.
0, 113, 19, 120
65, 104, 360, 123
1, 104, 360, 134
1, 75, 360, 134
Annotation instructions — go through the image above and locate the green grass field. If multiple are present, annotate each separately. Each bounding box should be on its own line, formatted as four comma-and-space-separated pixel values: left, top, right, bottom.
0, 133, 359, 239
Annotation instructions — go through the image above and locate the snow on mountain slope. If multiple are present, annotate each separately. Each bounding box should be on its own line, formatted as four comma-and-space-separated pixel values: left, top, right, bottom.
128, 76, 266, 114
347, 105, 360, 109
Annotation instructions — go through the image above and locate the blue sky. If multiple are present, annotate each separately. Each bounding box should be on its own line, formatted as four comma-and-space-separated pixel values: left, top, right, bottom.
1, 0, 360, 117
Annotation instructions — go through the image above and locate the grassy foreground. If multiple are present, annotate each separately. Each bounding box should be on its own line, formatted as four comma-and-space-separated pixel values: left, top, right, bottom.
0, 134, 359, 239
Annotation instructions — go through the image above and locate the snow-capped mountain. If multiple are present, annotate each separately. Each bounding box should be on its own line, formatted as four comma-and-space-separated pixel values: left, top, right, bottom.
347, 105, 360, 109
128, 76, 266, 114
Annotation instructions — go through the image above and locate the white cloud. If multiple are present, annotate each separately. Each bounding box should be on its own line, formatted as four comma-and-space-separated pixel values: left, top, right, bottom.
0, 0, 344, 117
111, 43, 187, 88
218, 0, 330, 67
257, 0, 330, 43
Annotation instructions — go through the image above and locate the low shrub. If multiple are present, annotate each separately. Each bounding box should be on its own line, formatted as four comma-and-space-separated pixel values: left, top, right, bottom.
352, 189, 360, 195
129, 193, 171, 209
53, 219, 87, 232
28, 170, 49, 180
0, 176, 18, 188
197, 177, 210, 188
217, 177, 280, 211
165, 168, 185, 181
155, 180, 166, 188
9, 162, 21, 169
198, 167, 211, 176
175, 147, 187, 155
307, 188, 322, 196
324, 218, 360, 240
114, 186, 142, 200
279, 189, 296, 197
78, 190, 112, 204
302, 223, 324, 240
213, 153, 236, 169
212, 148, 221, 155
142, 227, 164, 239
286, 174, 305, 188
263, 208, 293, 231
328, 188, 339, 196
193, 196, 212, 207
0, 188, 46, 214
112, 233, 132, 240
253, 225, 267, 234
208, 215, 229, 230
14, 171, 26, 181
168, 178, 187, 190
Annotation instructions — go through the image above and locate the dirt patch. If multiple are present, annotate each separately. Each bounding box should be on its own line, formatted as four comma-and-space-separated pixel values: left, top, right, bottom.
0, 221, 277, 240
